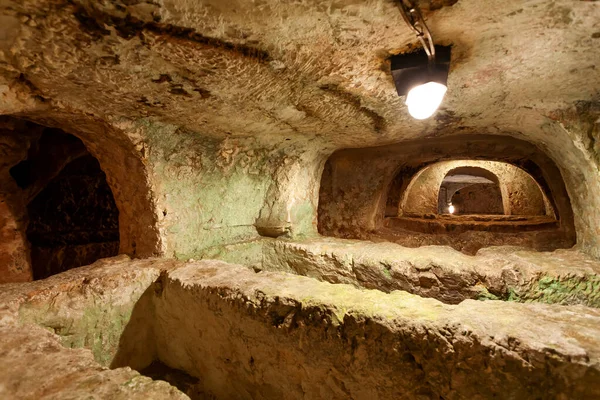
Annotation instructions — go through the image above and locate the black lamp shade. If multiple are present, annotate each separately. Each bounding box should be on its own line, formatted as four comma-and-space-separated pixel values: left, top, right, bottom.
390, 45, 451, 96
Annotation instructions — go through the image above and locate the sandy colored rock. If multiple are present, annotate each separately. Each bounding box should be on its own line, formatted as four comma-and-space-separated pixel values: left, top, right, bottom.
0, 0, 598, 258
263, 237, 600, 307
401, 160, 551, 217
0, 0, 599, 398
0, 322, 188, 400
0, 255, 189, 399
318, 135, 577, 254
1, 257, 600, 399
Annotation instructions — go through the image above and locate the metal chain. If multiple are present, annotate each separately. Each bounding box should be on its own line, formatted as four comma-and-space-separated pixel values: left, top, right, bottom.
395, 0, 436, 63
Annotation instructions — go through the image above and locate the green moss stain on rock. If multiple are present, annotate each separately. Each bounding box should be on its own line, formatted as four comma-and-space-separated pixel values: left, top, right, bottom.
18, 302, 135, 366
136, 118, 320, 261
506, 287, 521, 302
198, 239, 267, 267
265, 239, 600, 308
503, 275, 600, 307
16, 270, 158, 366
475, 286, 500, 301
460, 275, 599, 306
530, 275, 600, 306
289, 200, 318, 238
381, 265, 392, 279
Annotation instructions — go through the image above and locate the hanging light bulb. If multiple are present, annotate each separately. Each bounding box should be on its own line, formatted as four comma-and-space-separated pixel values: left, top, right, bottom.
390, 0, 452, 120
448, 203, 455, 214
406, 82, 447, 120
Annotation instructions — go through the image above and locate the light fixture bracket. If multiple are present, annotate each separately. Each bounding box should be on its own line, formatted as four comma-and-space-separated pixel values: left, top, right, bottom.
390, 45, 451, 96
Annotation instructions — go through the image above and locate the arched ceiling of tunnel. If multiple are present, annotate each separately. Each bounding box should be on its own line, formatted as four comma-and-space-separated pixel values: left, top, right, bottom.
0, 0, 598, 147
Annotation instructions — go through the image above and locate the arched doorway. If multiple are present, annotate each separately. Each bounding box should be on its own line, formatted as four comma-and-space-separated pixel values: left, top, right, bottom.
7, 126, 119, 280
438, 167, 504, 215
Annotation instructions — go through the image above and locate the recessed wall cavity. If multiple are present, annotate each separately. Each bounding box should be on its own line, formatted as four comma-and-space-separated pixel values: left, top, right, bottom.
437, 167, 505, 215
26, 153, 120, 280
0, 124, 119, 280
0, 117, 161, 283
318, 135, 575, 254
400, 160, 554, 217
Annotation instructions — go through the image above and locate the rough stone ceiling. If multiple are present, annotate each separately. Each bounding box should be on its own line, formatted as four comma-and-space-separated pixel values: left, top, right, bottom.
0, 0, 598, 148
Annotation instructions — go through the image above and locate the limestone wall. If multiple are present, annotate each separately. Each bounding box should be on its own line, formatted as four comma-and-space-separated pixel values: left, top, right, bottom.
1, 0, 599, 261
139, 119, 325, 259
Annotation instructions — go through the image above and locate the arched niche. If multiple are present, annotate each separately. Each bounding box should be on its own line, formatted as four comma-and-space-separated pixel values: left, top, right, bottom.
23, 145, 120, 280
318, 135, 573, 254
0, 115, 161, 283
438, 167, 504, 215
400, 161, 553, 218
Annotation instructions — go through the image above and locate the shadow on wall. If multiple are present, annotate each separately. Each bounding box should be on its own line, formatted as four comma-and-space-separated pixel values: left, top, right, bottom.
317, 135, 575, 254
82, 261, 600, 399
110, 275, 205, 398
110, 272, 449, 399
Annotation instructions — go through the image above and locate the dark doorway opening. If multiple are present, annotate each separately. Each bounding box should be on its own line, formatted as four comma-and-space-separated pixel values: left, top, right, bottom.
8, 128, 120, 280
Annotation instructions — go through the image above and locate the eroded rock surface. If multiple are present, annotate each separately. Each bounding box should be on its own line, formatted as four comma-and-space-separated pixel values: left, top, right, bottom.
1, 257, 600, 399
263, 238, 600, 306
318, 135, 578, 255
0, 322, 187, 400
3, 255, 170, 366
0, 256, 187, 399
401, 160, 551, 217
0, 1, 599, 398
1, 0, 599, 259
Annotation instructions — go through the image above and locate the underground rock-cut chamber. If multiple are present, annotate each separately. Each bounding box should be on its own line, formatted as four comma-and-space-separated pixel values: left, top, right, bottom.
1, 0, 600, 398
438, 166, 506, 215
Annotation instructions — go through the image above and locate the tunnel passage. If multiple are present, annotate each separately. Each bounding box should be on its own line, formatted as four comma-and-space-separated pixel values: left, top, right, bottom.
318, 135, 574, 254
399, 160, 553, 218
438, 167, 504, 215
1, 121, 119, 281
